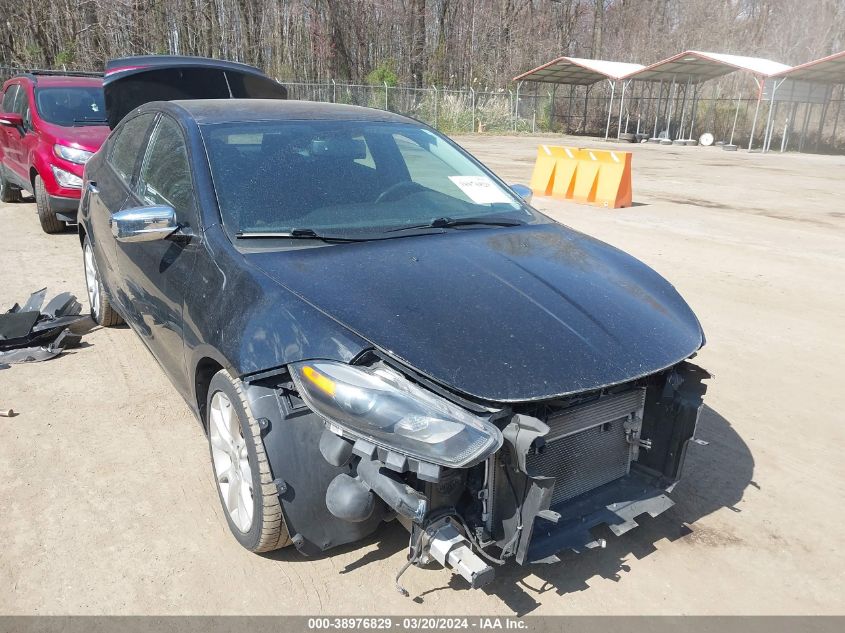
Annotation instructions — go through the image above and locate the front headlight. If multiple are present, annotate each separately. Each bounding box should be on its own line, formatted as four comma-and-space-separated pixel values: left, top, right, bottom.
50, 165, 83, 189
54, 144, 94, 165
290, 361, 502, 468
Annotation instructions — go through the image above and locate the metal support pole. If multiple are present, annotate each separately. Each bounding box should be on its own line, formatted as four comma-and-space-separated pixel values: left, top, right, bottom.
748, 77, 763, 151
799, 102, 812, 152
765, 102, 780, 152
762, 78, 783, 153
470, 88, 476, 132
678, 75, 691, 140
331, 78, 336, 103
617, 80, 629, 138
815, 95, 830, 152
605, 79, 616, 140
384, 81, 389, 110
665, 80, 677, 139
652, 79, 663, 138
728, 92, 741, 146
635, 82, 644, 135
783, 101, 798, 152
432, 85, 438, 129
831, 85, 843, 146
583, 85, 590, 133
514, 82, 522, 131
687, 83, 700, 140
567, 85, 574, 134
780, 117, 790, 153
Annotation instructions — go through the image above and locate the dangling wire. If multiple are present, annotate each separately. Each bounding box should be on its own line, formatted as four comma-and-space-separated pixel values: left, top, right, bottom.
395, 528, 425, 596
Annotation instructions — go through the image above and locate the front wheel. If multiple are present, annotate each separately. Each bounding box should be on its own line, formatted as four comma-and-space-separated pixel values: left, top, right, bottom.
35, 175, 64, 233
207, 369, 292, 553
83, 235, 123, 326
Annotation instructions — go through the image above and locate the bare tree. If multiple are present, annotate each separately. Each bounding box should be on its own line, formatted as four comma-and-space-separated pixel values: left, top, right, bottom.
0, 0, 842, 87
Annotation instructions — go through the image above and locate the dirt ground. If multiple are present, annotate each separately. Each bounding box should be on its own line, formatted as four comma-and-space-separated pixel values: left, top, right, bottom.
1, 135, 844, 615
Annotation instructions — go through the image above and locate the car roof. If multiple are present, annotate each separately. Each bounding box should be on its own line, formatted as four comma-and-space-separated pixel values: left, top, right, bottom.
10, 74, 103, 88
167, 99, 417, 125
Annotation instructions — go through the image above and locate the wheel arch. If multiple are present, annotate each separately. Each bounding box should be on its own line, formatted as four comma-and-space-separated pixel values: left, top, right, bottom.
194, 355, 225, 433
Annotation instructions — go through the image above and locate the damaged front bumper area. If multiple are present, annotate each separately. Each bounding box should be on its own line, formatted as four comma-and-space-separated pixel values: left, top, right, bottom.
241, 359, 709, 592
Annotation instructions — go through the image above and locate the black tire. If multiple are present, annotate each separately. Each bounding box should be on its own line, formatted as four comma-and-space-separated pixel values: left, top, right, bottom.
207, 368, 292, 553
34, 174, 64, 233
82, 235, 123, 326
0, 170, 22, 203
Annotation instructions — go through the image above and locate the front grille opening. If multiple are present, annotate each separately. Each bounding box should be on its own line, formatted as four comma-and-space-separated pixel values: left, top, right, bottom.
525, 388, 645, 506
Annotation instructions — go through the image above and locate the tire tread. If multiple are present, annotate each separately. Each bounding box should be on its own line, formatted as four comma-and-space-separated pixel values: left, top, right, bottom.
216, 369, 292, 552
35, 175, 64, 234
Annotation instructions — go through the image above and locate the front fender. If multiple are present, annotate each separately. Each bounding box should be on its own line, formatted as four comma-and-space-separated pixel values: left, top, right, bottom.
182, 225, 370, 411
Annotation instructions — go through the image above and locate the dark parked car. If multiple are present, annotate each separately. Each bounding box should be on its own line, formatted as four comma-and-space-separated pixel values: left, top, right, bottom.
80, 56, 708, 591
0, 71, 109, 233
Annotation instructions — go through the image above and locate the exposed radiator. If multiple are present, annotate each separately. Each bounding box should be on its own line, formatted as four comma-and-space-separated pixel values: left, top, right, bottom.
526, 388, 646, 506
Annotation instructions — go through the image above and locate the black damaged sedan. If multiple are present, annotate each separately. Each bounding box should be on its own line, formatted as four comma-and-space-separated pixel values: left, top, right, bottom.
80, 56, 708, 591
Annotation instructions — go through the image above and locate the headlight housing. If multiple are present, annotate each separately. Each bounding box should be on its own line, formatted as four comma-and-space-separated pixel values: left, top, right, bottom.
54, 144, 94, 165
290, 361, 502, 468
50, 165, 83, 189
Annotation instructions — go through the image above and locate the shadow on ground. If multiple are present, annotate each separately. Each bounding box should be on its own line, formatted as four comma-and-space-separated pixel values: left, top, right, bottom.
264, 404, 753, 613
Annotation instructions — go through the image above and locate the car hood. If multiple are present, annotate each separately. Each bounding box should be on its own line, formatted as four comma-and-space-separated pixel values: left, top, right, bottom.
246, 224, 704, 403
42, 122, 109, 152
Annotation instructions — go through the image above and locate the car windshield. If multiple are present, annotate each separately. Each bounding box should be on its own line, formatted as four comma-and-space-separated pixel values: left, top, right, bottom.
201, 120, 538, 240
35, 86, 106, 126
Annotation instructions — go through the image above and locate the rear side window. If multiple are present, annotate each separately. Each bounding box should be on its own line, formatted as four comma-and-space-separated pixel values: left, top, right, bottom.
137, 116, 195, 223
108, 113, 155, 184
2, 84, 20, 113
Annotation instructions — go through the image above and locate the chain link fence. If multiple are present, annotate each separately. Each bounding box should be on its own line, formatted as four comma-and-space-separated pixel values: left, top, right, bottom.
284, 79, 845, 152
2, 65, 843, 152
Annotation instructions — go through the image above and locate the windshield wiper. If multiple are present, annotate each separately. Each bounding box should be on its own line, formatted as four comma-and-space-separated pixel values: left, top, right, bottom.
73, 118, 107, 123
385, 216, 525, 233
236, 228, 366, 242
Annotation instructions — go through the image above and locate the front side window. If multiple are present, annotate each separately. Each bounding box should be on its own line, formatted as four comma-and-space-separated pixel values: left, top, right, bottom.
137, 116, 195, 223
108, 113, 156, 185
201, 120, 536, 240
34, 86, 106, 126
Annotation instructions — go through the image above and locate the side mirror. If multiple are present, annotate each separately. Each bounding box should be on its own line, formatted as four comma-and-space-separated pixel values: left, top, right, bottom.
111, 205, 177, 243
510, 183, 533, 205
0, 112, 24, 128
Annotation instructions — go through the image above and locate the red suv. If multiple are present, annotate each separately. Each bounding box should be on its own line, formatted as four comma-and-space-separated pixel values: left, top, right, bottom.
0, 72, 109, 233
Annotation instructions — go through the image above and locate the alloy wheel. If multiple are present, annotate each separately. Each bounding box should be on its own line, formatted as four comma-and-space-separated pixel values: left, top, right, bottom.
209, 391, 254, 532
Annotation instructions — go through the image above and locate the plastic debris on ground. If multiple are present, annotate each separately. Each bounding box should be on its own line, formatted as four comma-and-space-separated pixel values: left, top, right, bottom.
0, 288, 87, 366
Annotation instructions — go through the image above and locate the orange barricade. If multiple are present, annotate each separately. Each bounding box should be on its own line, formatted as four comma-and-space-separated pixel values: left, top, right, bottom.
529, 145, 632, 209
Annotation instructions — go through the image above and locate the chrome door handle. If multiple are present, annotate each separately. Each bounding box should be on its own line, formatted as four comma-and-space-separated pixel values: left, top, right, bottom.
87, 181, 99, 194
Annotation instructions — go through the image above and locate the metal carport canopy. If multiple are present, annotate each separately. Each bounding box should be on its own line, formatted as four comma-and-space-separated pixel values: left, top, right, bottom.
759, 51, 845, 154
622, 51, 791, 150
512, 57, 645, 140
623, 50, 791, 82
769, 50, 845, 84
513, 57, 645, 85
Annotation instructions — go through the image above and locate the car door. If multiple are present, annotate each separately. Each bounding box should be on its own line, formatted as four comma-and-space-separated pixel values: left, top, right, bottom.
16, 87, 40, 180
86, 111, 157, 302
114, 113, 200, 393
0, 84, 25, 180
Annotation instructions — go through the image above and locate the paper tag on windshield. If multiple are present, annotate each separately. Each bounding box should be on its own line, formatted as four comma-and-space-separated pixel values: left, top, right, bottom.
449, 176, 512, 204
